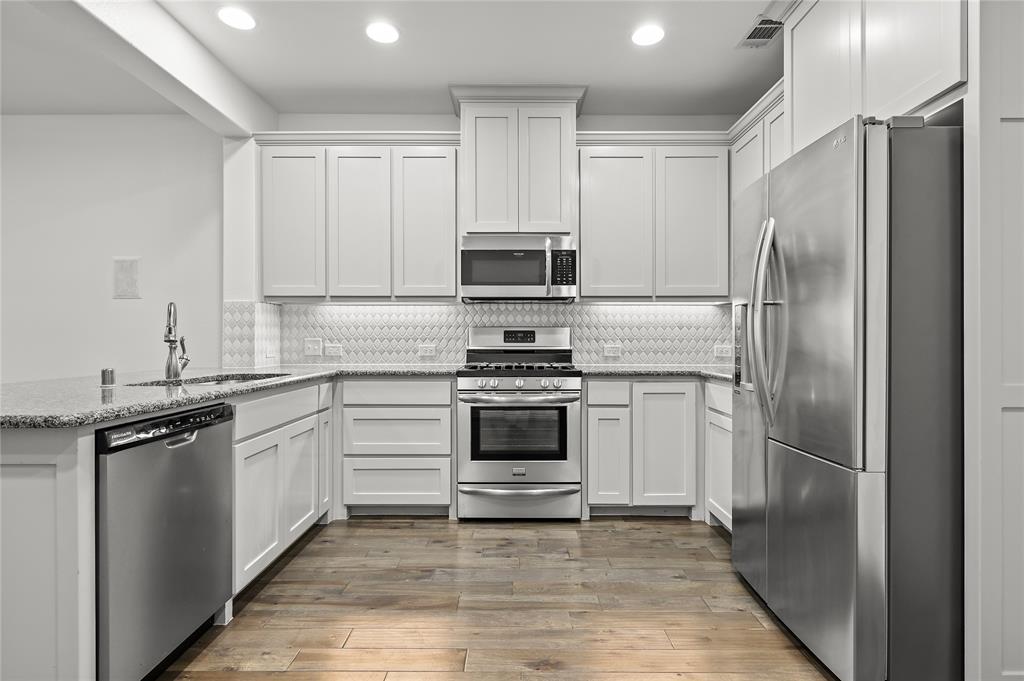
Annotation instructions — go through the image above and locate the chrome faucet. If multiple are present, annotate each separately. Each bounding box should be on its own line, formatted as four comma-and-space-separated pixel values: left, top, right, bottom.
163, 302, 190, 380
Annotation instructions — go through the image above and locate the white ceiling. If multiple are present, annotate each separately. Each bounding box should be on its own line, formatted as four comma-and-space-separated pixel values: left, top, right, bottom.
0, 2, 180, 115
160, 0, 783, 116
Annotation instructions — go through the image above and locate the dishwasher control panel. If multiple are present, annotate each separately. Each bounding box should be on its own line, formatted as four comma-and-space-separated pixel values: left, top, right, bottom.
97, 403, 233, 452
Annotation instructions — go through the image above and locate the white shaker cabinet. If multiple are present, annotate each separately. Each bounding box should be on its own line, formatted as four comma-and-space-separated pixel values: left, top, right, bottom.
579, 147, 654, 296
704, 382, 734, 530
234, 428, 284, 590
586, 406, 632, 505
280, 415, 319, 546
654, 147, 729, 296
392, 147, 457, 296
631, 382, 697, 506
318, 407, 332, 517
730, 124, 765, 197
764, 101, 789, 171
461, 102, 577, 235
327, 146, 392, 297
261, 146, 326, 296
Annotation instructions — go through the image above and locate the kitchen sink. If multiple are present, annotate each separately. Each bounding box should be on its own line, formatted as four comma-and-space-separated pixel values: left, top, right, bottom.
127, 373, 290, 387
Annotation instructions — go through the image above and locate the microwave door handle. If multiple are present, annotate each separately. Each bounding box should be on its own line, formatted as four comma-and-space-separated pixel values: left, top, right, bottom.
545, 237, 552, 297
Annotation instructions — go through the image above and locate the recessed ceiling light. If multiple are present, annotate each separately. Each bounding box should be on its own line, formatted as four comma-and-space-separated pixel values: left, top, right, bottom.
631, 24, 665, 46
366, 21, 400, 44
218, 6, 255, 30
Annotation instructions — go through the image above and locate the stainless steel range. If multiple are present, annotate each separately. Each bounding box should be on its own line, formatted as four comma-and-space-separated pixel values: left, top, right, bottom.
456, 327, 582, 519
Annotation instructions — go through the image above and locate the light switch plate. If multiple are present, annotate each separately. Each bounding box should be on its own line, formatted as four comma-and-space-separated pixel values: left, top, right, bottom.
418, 344, 437, 357
603, 343, 622, 358
714, 344, 733, 358
324, 343, 343, 357
303, 338, 323, 356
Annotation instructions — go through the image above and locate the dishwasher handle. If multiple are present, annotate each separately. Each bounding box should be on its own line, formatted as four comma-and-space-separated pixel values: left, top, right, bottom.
96, 403, 233, 454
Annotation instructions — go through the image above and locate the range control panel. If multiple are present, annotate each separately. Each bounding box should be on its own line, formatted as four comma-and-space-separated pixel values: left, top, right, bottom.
551, 250, 577, 286
503, 330, 536, 344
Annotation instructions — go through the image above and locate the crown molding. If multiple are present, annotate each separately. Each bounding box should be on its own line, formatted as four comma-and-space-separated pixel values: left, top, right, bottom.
727, 78, 785, 143
576, 130, 731, 146
253, 130, 460, 146
449, 84, 588, 116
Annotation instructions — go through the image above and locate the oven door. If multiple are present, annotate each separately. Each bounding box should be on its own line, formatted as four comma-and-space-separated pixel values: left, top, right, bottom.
457, 392, 581, 483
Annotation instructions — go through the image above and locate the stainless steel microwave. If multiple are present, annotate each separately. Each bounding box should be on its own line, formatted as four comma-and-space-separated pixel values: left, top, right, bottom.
459, 234, 577, 302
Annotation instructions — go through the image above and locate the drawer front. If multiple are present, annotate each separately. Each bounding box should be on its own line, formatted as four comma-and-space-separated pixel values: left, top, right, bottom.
343, 380, 452, 405
234, 385, 319, 441
342, 407, 452, 455
343, 457, 451, 505
587, 381, 631, 406
705, 381, 733, 416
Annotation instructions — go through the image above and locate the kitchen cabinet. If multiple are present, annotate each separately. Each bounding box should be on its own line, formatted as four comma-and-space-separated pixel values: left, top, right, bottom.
342, 407, 452, 456
261, 146, 326, 296
234, 428, 283, 590
280, 416, 318, 545
392, 147, 457, 296
631, 382, 697, 506
654, 148, 729, 296
764, 101, 788, 171
731, 124, 765, 197
343, 457, 452, 505
460, 102, 577, 235
327, 146, 391, 296
261, 144, 456, 298
586, 407, 632, 505
318, 406, 332, 517
704, 382, 733, 530
579, 147, 654, 296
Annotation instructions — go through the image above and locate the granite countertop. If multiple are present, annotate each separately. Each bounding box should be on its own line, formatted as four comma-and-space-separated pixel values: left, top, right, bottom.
1, 363, 733, 429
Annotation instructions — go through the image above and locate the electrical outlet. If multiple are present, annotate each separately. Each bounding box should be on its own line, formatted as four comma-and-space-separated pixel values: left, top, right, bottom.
418, 343, 437, 358
324, 343, 343, 357
714, 344, 733, 358
303, 338, 323, 356
603, 343, 622, 358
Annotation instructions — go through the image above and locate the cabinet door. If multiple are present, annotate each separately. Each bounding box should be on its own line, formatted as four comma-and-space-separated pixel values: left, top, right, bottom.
579, 147, 653, 296
318, 409, 332, 517
518, 104, 577, 234
460, 104, 518, 233
863, 0, 965, 119
343, 457, 452, 505
342, 407, 452, 456
730, 125, 765, 197
587, 406, 631, 505
327, 146, 391, 296
654, 147, 729, 296
261, 146, 326, 296
705, 410, 733, 530
392, 147, 457, 296
234, 429, 282, 590
764, 101, 788, 171
280, 415, 318, 545
785, 0, 862, 155
631, 383, 696, 506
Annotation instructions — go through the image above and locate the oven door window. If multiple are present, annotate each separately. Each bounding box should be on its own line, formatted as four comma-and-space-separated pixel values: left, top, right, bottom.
461, 250, 546, 286
470, 406, 567, 461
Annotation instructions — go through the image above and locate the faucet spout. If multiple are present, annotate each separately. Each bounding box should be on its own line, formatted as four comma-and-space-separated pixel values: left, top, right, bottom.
164, 302, 177, 342
163, 302, 190, 380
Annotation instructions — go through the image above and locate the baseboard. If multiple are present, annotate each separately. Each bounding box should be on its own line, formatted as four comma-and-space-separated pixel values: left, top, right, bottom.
588, 506, 694, 517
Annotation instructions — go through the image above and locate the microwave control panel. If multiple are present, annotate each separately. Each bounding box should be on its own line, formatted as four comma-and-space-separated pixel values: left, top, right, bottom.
551, 250, 577, 286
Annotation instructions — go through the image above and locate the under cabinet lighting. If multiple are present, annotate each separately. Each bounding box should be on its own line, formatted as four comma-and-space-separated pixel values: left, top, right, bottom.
366, 22, 400, 44
218, 6, 256, 30
631, 24, 665, 46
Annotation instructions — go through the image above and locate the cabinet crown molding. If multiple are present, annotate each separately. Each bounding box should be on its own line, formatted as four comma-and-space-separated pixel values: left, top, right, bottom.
727, 78, 784, 143
254, 131, 460, 146
449, 84, 588, 116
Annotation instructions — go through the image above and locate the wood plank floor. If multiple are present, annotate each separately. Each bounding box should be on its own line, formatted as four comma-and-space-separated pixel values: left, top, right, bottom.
160, 517, 836, 681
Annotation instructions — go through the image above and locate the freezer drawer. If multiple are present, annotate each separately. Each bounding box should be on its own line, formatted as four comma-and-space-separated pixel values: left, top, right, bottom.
766, 440, 885, 681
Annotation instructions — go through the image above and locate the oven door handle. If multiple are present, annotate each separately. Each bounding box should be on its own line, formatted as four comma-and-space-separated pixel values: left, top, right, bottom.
457, 394, 581, 405
458, 486, 579, 498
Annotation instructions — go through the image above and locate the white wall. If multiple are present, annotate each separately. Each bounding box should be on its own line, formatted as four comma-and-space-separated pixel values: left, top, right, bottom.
1, 114, 223, 382
276, 112, 738, 132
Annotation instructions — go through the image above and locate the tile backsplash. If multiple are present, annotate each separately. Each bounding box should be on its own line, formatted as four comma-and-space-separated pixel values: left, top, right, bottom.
269, 303, 732, 366
223, 301, 281, 368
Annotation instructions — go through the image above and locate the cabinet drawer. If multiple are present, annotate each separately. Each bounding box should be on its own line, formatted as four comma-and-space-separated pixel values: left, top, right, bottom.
343, 457, 451, 505
343, 380, 451, 406
342, 407, 452, 455
587, 381, 631, 406
705, 382, 733, 416
234, 386, 319, 441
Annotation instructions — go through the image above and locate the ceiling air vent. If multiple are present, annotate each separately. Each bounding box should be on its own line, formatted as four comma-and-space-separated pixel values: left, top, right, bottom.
737, 15, 783, 48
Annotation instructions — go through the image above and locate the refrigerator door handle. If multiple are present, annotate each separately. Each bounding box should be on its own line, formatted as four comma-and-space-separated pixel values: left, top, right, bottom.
748, 219, 771, 424
752, 217, 777, 426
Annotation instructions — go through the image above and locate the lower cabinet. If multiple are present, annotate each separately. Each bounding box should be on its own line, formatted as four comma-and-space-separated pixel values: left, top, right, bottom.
585, 380, 697, 508
343, 457, 451, 505
705, 410, 733, 529
318, 408, 332, 516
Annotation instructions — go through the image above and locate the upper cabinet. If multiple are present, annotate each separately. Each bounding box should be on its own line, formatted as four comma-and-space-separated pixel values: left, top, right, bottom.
261, 145, 457, 298
785, 0, 966, 155
261, 146, 327, 296
579, 145, 728, 298
730, 97, 786, 198
460, 102, 577, 235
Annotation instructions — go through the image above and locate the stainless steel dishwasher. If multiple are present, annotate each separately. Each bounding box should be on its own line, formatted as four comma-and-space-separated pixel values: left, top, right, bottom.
96, 403, 233, 681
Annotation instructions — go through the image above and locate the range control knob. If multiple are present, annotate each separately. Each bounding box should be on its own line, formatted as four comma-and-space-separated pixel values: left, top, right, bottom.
476, 378, 486, 389
489, 378, 500, 389
540, 378, 550, 389
553, 378, 563, 389
514, 378, 525, 389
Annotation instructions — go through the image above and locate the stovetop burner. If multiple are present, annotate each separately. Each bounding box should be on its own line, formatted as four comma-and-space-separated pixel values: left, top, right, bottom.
457, 362, 582, 378
458, 326, 582, 378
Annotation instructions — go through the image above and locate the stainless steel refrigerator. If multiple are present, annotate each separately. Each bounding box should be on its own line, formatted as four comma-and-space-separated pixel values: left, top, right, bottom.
731, 115, 963, 681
